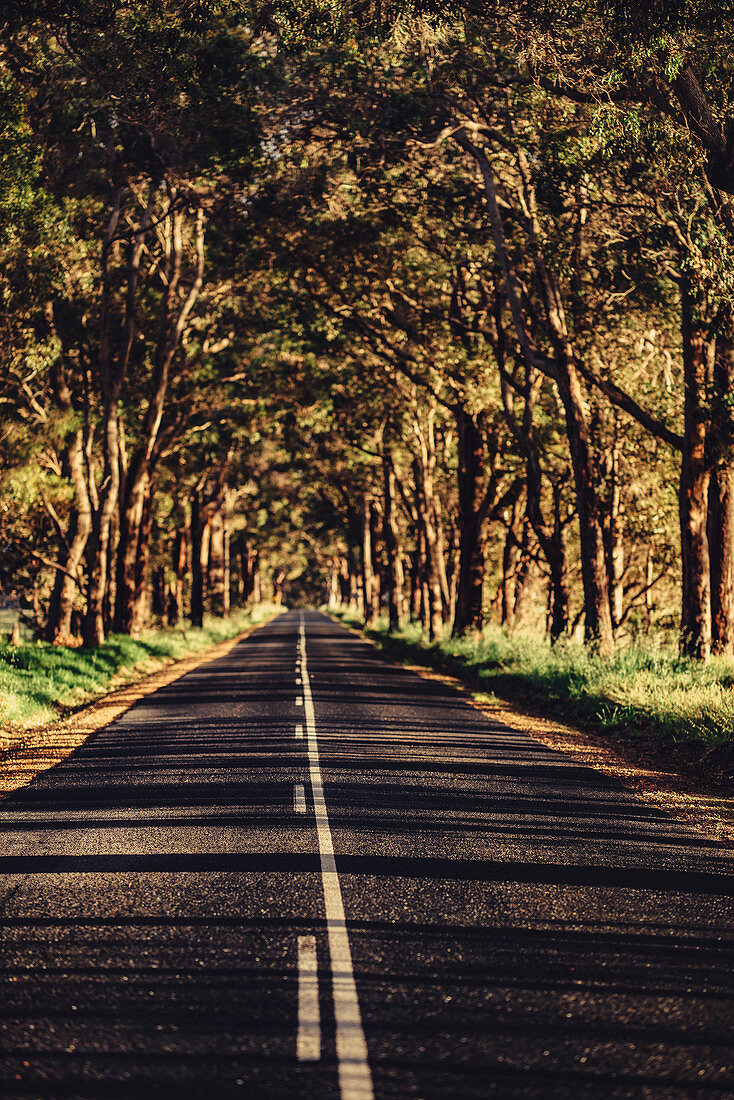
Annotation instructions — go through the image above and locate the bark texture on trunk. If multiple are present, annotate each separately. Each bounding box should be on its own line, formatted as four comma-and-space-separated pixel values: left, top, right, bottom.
169, 522, 189, 626
190, 491, 208, 629
382, 453, 405, 631
208, 505, 230, 617
453, 409, 487, 636
679, 280, 712, 660
412, 459, 445, 639
501, 504, 521, 629
45, 338, 93, 644
361, 494, 379, 625
603, 436, 625, 632
114, 458, 150, 635
555, 353, 614, 655
548, 484, 569, 642
500, 366, 569, 643
709, 315, 734, 655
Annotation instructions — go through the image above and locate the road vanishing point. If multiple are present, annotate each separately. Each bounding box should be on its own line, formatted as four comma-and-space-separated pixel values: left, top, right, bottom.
0, 610, 733, 1099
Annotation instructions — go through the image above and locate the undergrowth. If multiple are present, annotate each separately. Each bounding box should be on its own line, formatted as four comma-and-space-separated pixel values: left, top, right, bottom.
0, 604, 282, 733
334, 611, 734, 781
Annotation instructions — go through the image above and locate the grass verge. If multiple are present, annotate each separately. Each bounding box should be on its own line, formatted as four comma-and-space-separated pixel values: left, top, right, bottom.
334, 612, 734, 785
0, 604, 282, 742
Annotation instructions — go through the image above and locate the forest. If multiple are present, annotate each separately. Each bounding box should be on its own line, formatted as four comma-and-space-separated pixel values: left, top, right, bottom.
2, 1, 734, 753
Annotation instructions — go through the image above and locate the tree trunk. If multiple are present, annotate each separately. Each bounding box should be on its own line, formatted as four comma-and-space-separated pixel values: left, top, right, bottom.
338, 556, 350, 605
361, 494, 379, 625
412, 459, 445, 639
604, 437, 625, 632
83, 407, 121, 646
328, 558, 341, 607
645, 550, 655, 630
208, 504, 229, 617
45, 430, 92, 644
679, 280, 712, 660
131, 488, 154, 635
382, 454, 405, 631
169, 524, 188, 627
709, 316, 734, 655
556, 352, 614, 655
513, 520, 534, 626
453, 409, 487, 635
190, 491, 206, 629
240, 542, 260, 604
114, 456, 149, 635
501, 505, 521, 630
501, 367, 569, 643
548, 484, 569, 642
370, 500, 382, 617
152, 566, 167, 624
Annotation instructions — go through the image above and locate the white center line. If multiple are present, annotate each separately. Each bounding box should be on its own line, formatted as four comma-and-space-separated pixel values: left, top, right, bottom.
296, 696, 303, 707
295, 723, 304, 740
294, 784, 307, 813
298, 613, 374, 1100
297, 934, 321, 1061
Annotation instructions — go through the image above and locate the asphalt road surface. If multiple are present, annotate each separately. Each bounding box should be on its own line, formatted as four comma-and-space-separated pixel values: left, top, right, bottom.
1, 610, 733, 1100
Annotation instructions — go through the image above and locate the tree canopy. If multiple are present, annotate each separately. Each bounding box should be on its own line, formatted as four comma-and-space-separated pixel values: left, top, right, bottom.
1, 0, 733, 659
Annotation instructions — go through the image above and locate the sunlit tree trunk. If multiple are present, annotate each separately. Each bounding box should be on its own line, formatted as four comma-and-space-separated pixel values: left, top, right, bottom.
412, 461, 444, 639
190, 488, 215, 629
382, 452, 405, 630
679, 279, 712, 660
361, 494, 379, 625
454, 409, 487, 635
114, 459, 150, 635
169, 522, 189, 627
501, 501, 521, 630
602, 434, 625, 632
709, 317, 734, 655
548, 484, 570, 642
130, 487, 153, 634
513, 519, 534, 626
208, 504, 230, 617
45, 346, 92, 643
555, 351, 614, 655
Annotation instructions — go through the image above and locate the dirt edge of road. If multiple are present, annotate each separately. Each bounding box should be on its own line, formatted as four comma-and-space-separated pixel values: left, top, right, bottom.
336, 617, 734, 846
0, 619, 274, 803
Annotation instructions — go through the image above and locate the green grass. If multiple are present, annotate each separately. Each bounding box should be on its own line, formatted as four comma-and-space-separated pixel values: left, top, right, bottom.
334, 611, 734, 782
0, 605, 282, 734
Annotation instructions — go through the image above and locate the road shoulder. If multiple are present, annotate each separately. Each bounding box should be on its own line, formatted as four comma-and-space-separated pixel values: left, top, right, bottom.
335, 615, 734, 846
0, 620, 270, 803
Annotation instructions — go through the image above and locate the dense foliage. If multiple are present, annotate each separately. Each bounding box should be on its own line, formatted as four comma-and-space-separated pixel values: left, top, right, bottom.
2, 1, 734, 663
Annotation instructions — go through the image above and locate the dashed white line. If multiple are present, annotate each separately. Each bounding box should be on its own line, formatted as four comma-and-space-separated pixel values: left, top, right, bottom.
295, 723, 304, 740
297, 934, 321, 1061
294, 784, 307, 813
298, 613, 374, 1100
296, 697, 303, 707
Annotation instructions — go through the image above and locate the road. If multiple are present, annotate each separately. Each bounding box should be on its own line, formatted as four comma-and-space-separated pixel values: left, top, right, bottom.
0, 609, 733, 1099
